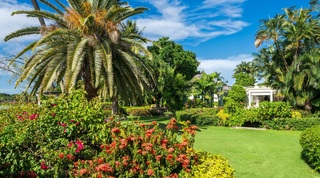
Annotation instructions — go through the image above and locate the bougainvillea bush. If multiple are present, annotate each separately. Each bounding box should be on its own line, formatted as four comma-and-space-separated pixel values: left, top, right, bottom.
0, 89, 204, 177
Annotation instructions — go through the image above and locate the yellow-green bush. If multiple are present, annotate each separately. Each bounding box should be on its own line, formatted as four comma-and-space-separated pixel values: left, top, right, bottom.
216, 109, 230, 125
291, 111, 302, 119
183, 151, 235, 178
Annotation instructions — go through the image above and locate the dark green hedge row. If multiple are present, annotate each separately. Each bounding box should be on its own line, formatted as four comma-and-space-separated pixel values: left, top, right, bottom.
176, 108, 223, 126
263, 118, 320, 131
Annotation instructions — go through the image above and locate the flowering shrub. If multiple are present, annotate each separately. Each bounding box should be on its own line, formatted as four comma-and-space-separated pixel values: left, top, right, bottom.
0, 89, 202, 177
73, 119, 198, 177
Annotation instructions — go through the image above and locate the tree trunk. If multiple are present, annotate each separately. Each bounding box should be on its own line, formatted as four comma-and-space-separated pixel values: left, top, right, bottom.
112, 96, 118, 115
30, 0, 46, 26
83, 62, 98, 100
304, 100, 312, 112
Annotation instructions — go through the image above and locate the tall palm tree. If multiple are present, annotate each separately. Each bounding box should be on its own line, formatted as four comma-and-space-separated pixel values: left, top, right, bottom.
4, 0, 152, 114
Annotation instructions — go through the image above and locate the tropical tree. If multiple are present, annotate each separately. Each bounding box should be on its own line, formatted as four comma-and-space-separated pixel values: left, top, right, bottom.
148, 37, 199, 80
4, 0, 152, 114
233, 61, 256, 86
147, 37, 199, 110
191, 72, 225, 107
253, 7, 320, 110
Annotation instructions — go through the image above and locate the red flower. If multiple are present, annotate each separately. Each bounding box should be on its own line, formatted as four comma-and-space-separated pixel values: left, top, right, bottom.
67, 154, 75, 160
147, 168, 154, 176
60, 123, 67, 127
166, 154, 173, 161
68, 142, 73, 148
70, 119, 74, 123
168, 147, 175, 153
111, 127, 121, 134
79, 168, 89, 176
51, 103, 56, 107
145, 128, 154, 137
51, 112, 56, 117
40, 161, 48, 170
29, 114, 38, 120
97, 158, 104, 164
95, 163, 113, 173
156, 155, 162, 161
76, 122, 79, 126
58, 153, 64, 159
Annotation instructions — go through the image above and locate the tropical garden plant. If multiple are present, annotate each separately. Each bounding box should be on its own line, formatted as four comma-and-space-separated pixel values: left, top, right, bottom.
4, 0, 153, 114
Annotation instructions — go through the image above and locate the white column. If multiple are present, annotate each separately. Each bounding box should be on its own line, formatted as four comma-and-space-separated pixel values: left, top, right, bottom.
270, 91, 273, 102
248, 92, 252, 108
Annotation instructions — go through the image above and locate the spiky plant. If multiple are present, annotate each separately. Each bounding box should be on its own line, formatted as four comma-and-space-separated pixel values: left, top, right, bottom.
4, 0, 153, 114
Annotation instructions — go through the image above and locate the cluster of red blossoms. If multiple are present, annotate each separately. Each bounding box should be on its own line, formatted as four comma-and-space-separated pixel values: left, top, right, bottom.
16, 112, 38, 121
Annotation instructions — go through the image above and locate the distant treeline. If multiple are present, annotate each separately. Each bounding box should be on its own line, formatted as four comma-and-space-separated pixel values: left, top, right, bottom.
0, 93, 17, 102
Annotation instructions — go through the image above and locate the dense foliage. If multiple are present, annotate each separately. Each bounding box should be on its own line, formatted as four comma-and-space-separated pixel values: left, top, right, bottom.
300, 125, 320, 172
0, 89, 234, 177
254, 6, 320, 111
264, 117, 320, 131
223, 85, 247, 113
191, 72, 225, 108
177, 108, 223, 126
146, 37, 199, 111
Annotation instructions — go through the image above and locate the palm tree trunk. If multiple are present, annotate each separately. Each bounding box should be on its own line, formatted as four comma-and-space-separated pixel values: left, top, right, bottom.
83, 62, 98, 100
30, 0, 46, 26
112, 96, 119, 115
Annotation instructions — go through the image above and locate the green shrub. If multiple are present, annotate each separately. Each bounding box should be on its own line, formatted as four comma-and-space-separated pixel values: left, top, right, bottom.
0, 89, 200, 177
228, 108, 260, 127
182, 151, 235, 178
300, 125, 320, 172
0, 89, 110, 177
177, 108, 220, 126
257, 101, 291, 120
264, 117, 320, 130
125, 106, 151, 116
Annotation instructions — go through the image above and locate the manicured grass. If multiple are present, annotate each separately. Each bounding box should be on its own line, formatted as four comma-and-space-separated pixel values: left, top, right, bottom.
194, 126, 320, 178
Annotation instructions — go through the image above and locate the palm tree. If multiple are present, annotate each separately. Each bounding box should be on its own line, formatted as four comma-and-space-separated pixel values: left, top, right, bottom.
4, 0, 152, 114
30, 0, 46, 26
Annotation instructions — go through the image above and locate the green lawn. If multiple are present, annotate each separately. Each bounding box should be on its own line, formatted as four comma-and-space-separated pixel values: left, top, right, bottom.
194, 126, 320, 178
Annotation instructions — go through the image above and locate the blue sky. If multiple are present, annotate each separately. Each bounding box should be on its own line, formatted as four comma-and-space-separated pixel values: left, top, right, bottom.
0, 0, 311, 94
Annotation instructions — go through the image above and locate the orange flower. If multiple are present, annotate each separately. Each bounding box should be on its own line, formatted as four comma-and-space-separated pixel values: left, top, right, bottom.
58, 153, 64, 159
147, 168, 154, 176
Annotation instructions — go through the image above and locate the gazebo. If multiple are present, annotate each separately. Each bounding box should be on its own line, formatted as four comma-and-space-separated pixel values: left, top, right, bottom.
245, 84, 276, 108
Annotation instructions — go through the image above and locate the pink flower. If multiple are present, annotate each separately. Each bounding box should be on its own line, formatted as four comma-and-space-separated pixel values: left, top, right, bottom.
40, 161, 48, 170
60, 123, 67, 127
75, 140, 84, 153
29, 114, 38, 120
168, 147, 175, 153
70, 119, 74, 123
51, 113, 56, 117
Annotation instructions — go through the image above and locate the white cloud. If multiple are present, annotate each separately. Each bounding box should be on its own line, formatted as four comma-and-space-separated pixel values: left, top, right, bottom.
198, 54, 253, 84
0, 0, 41, 57
135, 0, 249, 45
